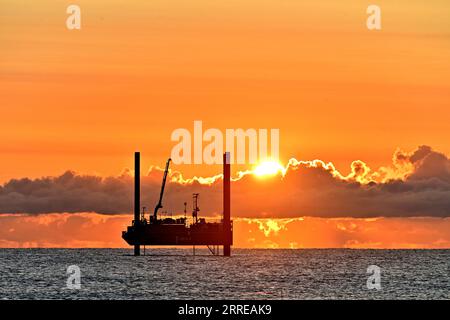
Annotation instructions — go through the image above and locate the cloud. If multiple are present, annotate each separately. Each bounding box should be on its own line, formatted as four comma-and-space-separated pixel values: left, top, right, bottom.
1, 145, 450, 218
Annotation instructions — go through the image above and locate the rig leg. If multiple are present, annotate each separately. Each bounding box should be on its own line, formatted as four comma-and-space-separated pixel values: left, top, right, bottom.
224, 245, 230, 257
134, 244, 140, 256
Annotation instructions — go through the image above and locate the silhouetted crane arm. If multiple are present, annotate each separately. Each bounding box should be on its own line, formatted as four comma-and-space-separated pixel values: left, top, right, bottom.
153, 158, 171, 220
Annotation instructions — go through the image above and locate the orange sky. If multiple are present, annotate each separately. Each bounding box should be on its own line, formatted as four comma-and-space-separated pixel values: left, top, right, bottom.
1, 213, 449, 249
1, 0, 450, 181
1, 1, 450, 248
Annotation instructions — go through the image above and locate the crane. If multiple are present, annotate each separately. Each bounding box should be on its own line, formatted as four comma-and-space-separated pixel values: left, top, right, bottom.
153, 158, 171, 221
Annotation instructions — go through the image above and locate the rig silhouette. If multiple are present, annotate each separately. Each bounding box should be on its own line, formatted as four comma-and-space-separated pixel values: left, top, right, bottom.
122, 152, 233, 256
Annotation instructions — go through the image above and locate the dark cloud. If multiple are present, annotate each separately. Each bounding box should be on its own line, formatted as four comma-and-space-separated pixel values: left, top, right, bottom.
1, 146, 450, 218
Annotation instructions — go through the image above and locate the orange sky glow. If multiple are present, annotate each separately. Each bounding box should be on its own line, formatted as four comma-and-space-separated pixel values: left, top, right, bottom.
1, 213, 450, 249
1, 1, 450, 248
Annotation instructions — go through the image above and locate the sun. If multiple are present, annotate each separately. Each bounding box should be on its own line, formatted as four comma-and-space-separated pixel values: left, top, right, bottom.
253, 161, 285, 177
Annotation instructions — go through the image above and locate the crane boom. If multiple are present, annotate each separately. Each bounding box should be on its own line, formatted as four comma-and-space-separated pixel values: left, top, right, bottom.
153, 158, 171, 220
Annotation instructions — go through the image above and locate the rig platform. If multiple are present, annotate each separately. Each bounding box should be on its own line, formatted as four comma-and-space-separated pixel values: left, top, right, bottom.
122, 152, 233, 256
